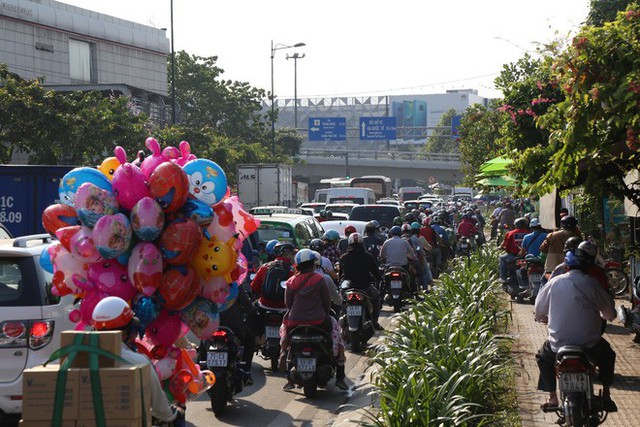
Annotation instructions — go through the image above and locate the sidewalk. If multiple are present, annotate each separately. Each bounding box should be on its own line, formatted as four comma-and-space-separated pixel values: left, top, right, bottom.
511, 298, 640, 426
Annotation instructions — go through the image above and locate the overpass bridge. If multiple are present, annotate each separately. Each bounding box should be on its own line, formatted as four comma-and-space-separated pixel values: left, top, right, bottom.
293, 148, 462, 188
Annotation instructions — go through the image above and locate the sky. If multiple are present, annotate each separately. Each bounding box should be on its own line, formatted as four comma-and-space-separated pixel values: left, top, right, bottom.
57, 0, 591, 100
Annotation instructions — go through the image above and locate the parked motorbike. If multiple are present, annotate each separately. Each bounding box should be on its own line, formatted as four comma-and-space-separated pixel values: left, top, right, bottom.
339, 280, 374, 353
286, 324, 336, 398
382, 265, 412, 312
256, 304, 287, 371
542, 345, 612, 426
198, 327, 244, 417
618, 275, 640, 343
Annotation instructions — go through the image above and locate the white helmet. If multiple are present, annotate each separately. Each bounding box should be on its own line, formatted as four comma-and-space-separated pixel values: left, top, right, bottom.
92, 296, 134, 330
311, 250, 322, 266
348, 232, 363, 245
294, 248, 319, 265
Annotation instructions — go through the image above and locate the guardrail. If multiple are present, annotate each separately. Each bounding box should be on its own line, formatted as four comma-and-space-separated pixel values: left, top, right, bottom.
298, 148, 461, 162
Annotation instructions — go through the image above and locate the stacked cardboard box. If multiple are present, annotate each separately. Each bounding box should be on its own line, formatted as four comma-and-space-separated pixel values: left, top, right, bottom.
21, 331, 151, 427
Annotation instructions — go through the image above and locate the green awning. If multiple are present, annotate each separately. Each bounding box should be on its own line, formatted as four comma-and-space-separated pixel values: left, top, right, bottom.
476, 175, 517, 187
479, 156, 512, 175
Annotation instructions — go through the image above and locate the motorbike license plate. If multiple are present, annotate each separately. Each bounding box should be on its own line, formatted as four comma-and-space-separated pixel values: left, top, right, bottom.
461, 243, 468, 249
265, 325, 280, 339
390, 280, 402, 289
297, 357, 316, 373
207, 351, 228, 368
347, 305, 363, 316
560, 373, 589, 393
529, 273, 542, 284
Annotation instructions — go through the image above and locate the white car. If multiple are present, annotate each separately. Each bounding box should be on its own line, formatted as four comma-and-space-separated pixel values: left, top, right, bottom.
319, 220, 368, 238
0, 234, 75, 416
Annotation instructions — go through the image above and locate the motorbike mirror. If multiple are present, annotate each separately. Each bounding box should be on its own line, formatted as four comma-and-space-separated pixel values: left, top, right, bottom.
340, 280, 351, 290
280, 280, 287, 289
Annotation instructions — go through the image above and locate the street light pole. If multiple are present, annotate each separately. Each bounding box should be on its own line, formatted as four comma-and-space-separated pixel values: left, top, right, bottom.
170, 0, 176, 124
286, 52, 305, 129
270, 40, 305, 156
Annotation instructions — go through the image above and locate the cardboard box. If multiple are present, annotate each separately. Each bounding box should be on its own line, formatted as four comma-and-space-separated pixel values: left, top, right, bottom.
78, 364, 151, 422
60, 331, 122, 368
76, 418, 146, 427
20, 420, 75, 427
22, 365, 79, 421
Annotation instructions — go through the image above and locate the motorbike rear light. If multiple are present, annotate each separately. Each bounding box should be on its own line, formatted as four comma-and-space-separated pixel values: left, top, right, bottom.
557, 357, 590, 373
10, 396, 22, 400
347, 293, 363, 302
390, 272, 401, 278
29, 320, 54, 350
0, 320, 28, 348
213, 330, 228, 338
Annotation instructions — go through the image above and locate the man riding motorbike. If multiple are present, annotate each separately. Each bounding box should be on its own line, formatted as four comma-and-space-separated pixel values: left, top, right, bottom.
498, 217, 530, 283
310, 238, 338, 282
539, 215, 582, 273
363, 221, 385, 263
338, 225, 357, 253
534, 240, 618, 412
340, 232, 383, 330
322, 230, 342, 265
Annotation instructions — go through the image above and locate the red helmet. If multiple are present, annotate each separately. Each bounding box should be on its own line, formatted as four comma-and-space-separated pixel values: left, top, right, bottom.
92, 296, 134, 330
344, 225, 357, 235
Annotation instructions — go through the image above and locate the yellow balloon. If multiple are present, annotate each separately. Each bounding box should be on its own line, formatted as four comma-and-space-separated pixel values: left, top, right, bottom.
97, 156, 121, 181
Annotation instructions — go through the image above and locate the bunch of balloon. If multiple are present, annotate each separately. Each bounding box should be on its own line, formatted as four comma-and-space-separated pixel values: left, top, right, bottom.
40, 138, 260, 405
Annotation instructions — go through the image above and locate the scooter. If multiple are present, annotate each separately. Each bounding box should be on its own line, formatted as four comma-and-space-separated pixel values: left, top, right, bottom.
198, 326, 244, 417
286, 324, 336, 399
256, 304, 287, 371
521, 254, 545, 304
541, 345, 613, 426
339, 280, 375, 353
382, 265, 412, 312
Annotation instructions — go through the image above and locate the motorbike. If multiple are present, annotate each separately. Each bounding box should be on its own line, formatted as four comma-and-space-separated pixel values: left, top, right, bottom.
503, 256, 527, 302
256, 304, 287, 371
520, 254, 545, 304
286, 324, 336, 398
339, 280, 375, 353
382, 265, 412, 312
602, 259, 629, 297
198, 326, 244, 417
618, 275, 640, 343
456, 236, 473, 266
542, 346, 612, 426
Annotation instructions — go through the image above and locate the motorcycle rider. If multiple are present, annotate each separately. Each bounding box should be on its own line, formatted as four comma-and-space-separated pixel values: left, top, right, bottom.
520, 218, 547, 257
264, 239, 280, 262
498, 217, 530, 283
456, 212, 478, 249
310, 238, 338, 282
92, 297, 183, 423
338, 225, 357, 253
363, 221, 385, 262
534, 240, 618, 412
489, 201, 503, 241
539, 215, 582, 273
339, 232, 383, 330
322, 229, 342, 265
380, 225, 417, 283
497, 202, 516, 231
420, 217, 442, 278
410, 222, 433, 291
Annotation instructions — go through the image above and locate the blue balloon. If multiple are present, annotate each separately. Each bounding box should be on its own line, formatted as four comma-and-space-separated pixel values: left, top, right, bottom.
39, 245, 54, 274
182, 159, 228, 206
181, 198, 214, 228
132, 295, 160, 331
217, 281, 239, 312
59, 167, 112, 206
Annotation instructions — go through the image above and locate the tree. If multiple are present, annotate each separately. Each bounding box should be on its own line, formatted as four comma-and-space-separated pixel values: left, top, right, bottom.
457, 102, 503, 186
587, 0, 635, 26
423, 109, 459, 153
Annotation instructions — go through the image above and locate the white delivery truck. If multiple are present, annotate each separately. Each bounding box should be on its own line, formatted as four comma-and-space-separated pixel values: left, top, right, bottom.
237, 164, 293, 209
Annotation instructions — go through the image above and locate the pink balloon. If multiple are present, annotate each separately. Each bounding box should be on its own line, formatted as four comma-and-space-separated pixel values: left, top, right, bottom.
146, 309, 183, 348
112, 149, 151, 211
175, 141, 197, 167
67, 226, 102, 263
180, 298, 219, 340
78, 290, 107, 326
49, 242, 88, 296
88, 260, 137, 301
226, 196, 260, 242
154, 355, 178, 381
131, 197, 165, 241
128, 242, 163, 296
199, 276, 230, 304
93, 213, 132, 259
140, 137, 165, 178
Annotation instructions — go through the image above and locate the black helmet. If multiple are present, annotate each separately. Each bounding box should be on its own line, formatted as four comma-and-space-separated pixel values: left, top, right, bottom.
309, 238, 324, 252
273, 242, 295, 256
514, 217, 529, 229
365, 221, 377, 233
390, 225, 402, 236
560, 215, 577, 230
563, 236, 582, 253
371, 220, 380, 228
574, 240, 597, 266
393, 216, 403, 226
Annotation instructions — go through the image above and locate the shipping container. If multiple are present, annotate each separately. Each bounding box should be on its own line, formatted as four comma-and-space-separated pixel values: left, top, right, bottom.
236, 164, 293, 209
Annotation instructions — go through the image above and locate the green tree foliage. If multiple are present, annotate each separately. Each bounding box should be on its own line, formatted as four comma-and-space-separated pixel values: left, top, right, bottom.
424, 108, 459, 153
587, 0, 635, 26
0, 64, 147, 165
535, 4, 640, 206
457, 102, 503, 186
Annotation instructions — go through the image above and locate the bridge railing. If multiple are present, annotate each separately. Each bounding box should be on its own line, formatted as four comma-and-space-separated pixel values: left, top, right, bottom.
298, 148, 461, 162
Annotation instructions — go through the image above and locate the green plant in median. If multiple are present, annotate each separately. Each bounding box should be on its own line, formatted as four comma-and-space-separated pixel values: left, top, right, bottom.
367, 248, 515, 426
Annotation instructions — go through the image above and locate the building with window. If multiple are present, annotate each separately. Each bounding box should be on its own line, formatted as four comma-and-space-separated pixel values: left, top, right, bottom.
0, 0, 172, 123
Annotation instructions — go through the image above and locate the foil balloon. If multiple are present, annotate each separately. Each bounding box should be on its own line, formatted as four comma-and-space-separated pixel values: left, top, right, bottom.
158, 265, 200, 311
93, 213, 132, 259
140, 137, 165, 178
55, 225, 81, 252
180, 297, 219, 340
59, 167, 112, 206
175, 141, 197, 167
149, 162, 189, 213
232, 252, 249, 284
159, 219, 202, 266
74, 182, 118, 228
39, 244, 54, 274
199, 276, 230, 304
87, 260, 137, 301
56, 225, 101, 263
146, 309, 183, 348
191, 236, 238, 282
226, 196, 260, 242
48, 242, 87, 296
132, 295, 160, 331
154, 355, 178, 381
97, 156, 121, 181
217, 281, 239, 312
207, 202, 236, 244
131, 197, 164, 241
128, 242, 163, 296
182, 159, 227, 206
162, 146, 180, 162
112, 146, 151, 211
42, 204, 78, 236
181, 199, 214, 230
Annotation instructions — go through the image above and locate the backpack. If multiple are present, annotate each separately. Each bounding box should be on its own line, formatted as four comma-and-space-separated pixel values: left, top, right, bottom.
261, 260, 290, 302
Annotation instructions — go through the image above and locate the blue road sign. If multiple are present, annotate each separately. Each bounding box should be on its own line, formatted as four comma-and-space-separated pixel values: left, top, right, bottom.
359, 117, 397, 140
308, 117, 346, 141
451, 115, 462, 139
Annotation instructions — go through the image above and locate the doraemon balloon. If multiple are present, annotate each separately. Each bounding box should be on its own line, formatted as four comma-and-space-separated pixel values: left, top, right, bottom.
182, 159, 227, 206
74, 182, 118, 228
59, 167, 112, 206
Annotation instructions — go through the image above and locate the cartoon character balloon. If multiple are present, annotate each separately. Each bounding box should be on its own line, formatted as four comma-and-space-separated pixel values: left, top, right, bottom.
42, 204, 78, 236
149, 162, 189, 213
81, 260, 137, 301
175, 141, 197, 167
93, 213, 132, 259
159, 219, 202, 266
48, 242, 88, 296
59, 167, 112, 206
74, 182, 118, 228
226, 196, 260, 242
191, 236, 238, 282
146, 309, 183, 348
97, 156, 122, 181
140, 137, 165, 178
158, 265, 199, 311
111, 146, 151, 211
180, 298, 219, 340
130, 197, 164, 241
182, 159, 227, 206
128, 242, 163, 296
56, 225, 102, 263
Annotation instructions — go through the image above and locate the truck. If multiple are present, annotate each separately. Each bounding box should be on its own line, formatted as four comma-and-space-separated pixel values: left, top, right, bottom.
0, 165, 74, 237
236, 164, 293, 209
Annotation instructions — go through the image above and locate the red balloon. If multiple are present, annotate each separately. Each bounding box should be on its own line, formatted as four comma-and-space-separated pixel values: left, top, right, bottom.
55, 225, 82, 252
159, 219, 203, 266
158, 266, 199, 311
42, 204, 78, 236
149, 162, 189, 213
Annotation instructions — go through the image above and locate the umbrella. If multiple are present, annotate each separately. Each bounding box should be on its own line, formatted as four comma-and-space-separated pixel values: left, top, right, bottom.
479, 156, 512, 175
476, 175, 517, 187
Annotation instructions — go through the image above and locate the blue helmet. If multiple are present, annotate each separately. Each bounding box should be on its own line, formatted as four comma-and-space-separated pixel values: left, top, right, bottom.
323, 229, 340, 242
265, 239, 280, 255
390, 225, 402, 236
294, 248, 319, 265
